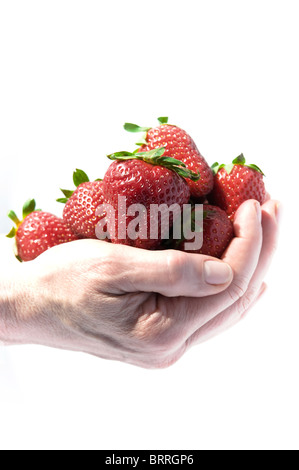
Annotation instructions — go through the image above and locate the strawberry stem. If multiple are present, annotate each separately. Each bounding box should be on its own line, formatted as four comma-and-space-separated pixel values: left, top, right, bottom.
107, 147, 201, 182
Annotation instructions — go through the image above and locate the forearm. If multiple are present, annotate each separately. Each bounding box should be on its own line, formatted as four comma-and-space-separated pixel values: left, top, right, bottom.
0, 235, 26, 344
0, 263, 50, 347
0, 278, 15, 344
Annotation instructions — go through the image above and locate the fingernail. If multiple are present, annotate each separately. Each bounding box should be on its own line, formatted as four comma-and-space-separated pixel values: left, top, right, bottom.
204, 261, 233, 285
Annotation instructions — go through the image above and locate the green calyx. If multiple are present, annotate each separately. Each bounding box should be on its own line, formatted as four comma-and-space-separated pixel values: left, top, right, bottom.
124, 117, 170, 147
107, 147, 200, 182
211, 153, 265, 176
123, 123, 151, 133
6, 199, 39, 239
124, 117, 169, 134
57, 169, 97, 204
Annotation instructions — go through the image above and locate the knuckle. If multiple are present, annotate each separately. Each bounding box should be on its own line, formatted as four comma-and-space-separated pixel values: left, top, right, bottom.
133, 307, 184, 359
166, 250, 188, 286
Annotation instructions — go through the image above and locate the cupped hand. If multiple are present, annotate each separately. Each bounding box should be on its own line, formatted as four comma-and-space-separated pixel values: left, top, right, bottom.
1, 199, 279, 368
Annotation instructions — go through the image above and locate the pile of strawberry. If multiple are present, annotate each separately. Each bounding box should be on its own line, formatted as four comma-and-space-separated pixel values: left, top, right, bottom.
7, 117, 267, 262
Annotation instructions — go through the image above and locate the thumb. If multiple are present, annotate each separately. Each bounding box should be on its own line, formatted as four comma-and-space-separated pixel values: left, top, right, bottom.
107, 245, 234, 298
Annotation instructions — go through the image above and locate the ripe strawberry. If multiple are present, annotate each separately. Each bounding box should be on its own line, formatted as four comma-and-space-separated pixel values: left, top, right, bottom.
209, 154, 267, 220
57, 169, 106, 239
102, 147, 199, 249
7, 199, 78, 262
124, 117, 214, 199
178, 204, 234, 259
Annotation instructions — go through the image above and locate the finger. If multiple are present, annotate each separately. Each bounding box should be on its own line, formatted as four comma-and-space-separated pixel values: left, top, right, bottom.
186, 282, 268, 347
104, 244, 234, 297
178, 199, 279, 343
171, 199, 264, 332
248, 199, 280, 289
221, 199, 279, 303
33, 238, 233, 297
220, 199, 264, 301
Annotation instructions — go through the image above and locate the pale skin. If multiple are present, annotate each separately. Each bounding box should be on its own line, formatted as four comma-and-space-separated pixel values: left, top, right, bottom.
0, 199, 279, 369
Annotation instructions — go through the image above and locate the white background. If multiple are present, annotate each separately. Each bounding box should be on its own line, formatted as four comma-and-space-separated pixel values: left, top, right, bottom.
0, 0, 298, 450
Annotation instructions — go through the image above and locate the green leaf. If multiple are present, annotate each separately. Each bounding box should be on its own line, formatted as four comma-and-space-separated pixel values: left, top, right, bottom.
6, 227, 16, 238
56, 197, 68, 204
7, 210, 21, 226
124, 123, 151, 133
232, 153, 246, 165
212, 154, 265, 177
211, 162, 229, 174
173, 167, 200, 182
22, 199, 36, 219
246, 163, 265, 176
60, 188, 74, 198
158, 156, 187, 168
157, 117, 169, 124
73, 169, 89, 187
106, 146, 200, 181
107, 151, 135, 161
211, 162, 220, 175
135, 147, 166, 160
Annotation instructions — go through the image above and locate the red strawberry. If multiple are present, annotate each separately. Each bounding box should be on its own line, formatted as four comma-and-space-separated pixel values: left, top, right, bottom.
102, 147, 199, 249
7, 199, 78, 262
209, 154, 267, 220
178, 204, 234, 259
57, 169, 106, 239
124, 117, 214, 199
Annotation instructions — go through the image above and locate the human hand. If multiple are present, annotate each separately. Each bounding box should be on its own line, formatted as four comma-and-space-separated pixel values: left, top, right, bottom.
0, 199, 279, 368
